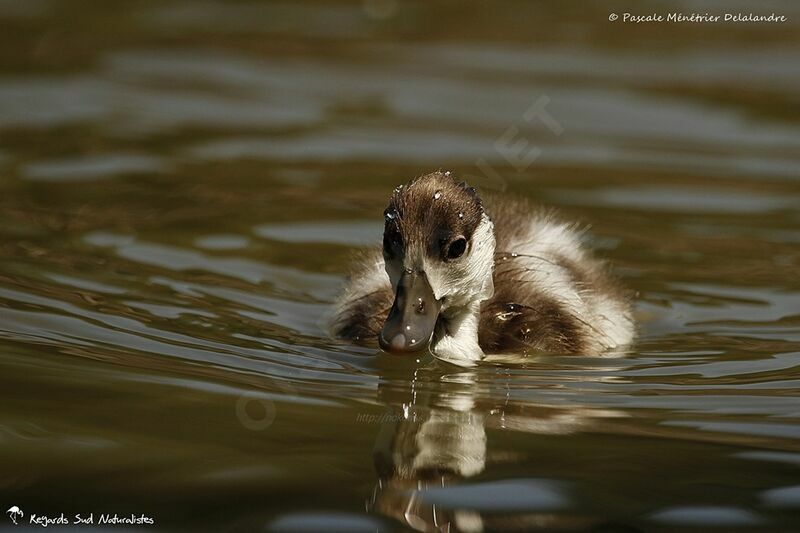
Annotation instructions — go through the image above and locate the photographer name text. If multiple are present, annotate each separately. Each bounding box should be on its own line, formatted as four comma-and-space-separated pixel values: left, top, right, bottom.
612, 12, 787, 23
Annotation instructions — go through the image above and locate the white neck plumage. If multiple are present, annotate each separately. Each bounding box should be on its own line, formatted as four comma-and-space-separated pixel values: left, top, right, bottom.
429, 214, 496, 366
432, 300, 485, 366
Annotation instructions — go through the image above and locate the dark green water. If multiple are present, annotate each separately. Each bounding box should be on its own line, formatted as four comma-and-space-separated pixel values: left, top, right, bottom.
1, 1, 799, 531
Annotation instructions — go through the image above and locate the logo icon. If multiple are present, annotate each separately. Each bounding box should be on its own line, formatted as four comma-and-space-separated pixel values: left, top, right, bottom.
7, 506, 23, 525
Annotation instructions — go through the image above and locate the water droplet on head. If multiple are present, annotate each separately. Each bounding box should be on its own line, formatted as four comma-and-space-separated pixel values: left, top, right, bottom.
444, 170, 452, 177
434, 191, 442, 200
458, 212, 464, 219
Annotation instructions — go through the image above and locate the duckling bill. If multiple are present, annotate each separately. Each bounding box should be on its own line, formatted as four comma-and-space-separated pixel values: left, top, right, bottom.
379, 268, 441, 353
331, 171, 634, 365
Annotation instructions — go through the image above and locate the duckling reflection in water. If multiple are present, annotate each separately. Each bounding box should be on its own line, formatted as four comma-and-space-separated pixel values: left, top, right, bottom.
332, 171, 634, 365
368, 370, 630, 531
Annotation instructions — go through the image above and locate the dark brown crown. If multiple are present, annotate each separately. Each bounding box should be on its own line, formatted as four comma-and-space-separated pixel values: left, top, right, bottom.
383, 171, 484, 260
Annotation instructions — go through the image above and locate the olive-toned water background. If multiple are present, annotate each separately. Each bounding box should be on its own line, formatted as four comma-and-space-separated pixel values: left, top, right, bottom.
1, 1, 799, 531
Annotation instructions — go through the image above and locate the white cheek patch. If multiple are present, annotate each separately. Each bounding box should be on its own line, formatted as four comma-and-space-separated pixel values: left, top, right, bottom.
423, 260, 456, 301
424, 215, 496, 307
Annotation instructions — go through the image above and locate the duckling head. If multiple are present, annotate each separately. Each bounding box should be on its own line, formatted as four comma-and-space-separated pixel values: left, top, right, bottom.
379, 171, 495, 361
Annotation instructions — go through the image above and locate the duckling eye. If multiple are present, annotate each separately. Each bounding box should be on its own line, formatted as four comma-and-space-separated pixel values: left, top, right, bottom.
444, 236, 468, 261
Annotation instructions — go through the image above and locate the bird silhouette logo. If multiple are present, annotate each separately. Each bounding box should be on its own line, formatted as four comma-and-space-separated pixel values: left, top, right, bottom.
6, 506, 23, 525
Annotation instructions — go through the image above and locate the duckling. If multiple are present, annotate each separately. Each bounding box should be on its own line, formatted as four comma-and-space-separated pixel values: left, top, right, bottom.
331, 170, 634, 365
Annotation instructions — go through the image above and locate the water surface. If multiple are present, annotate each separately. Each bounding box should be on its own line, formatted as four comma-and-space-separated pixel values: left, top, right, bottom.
1, 1, 799, 531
